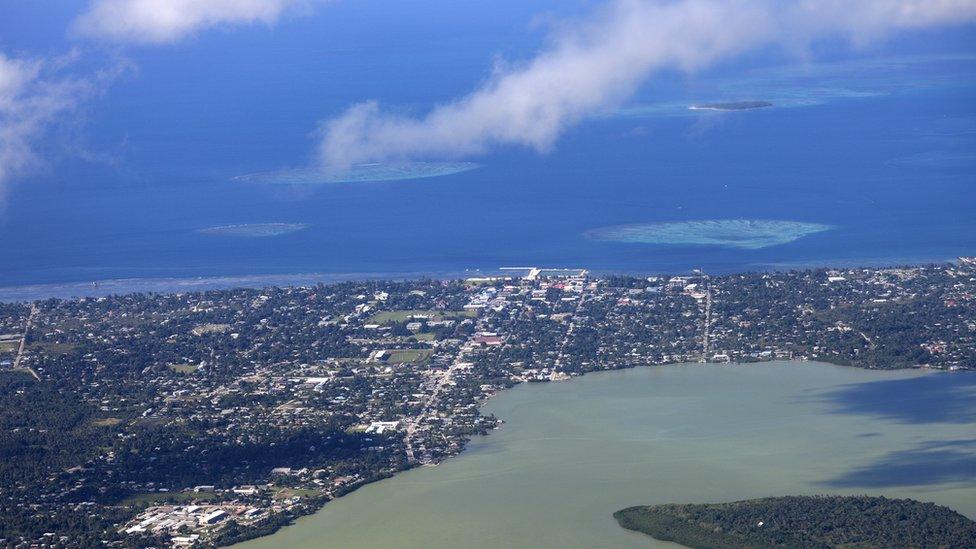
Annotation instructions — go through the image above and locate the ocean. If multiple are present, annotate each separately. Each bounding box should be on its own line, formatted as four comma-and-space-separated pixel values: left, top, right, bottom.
1, 1, 974, 297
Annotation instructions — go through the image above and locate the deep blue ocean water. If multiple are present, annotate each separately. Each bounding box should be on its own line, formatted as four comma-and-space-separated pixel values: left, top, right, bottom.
1, 1, 974, 295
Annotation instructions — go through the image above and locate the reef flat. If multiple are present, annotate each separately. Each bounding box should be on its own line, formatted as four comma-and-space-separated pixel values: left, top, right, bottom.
198, 223, 310, 237
585, 219, 833, 249
689, 100, 773, 111
235, 161, 480, 185
612, 54, 976, 119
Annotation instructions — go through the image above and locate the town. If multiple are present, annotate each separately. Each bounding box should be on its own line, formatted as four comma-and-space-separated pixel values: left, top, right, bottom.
0, 260, 974, 547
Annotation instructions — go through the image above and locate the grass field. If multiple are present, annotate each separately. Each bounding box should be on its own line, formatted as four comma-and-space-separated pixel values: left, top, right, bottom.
122, 490, 219, 506
367, 309, 476, 325
28, 342, 78, 354
191, 323, 232, 336
378, 349, 433, 364
273, 487, 322, 500
169, 364, 200, 374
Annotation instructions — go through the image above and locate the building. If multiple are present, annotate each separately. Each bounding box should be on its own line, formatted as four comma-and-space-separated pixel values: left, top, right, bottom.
200, 510, 227, 525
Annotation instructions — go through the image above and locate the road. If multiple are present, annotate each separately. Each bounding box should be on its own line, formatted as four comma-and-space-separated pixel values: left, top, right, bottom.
552, 284, 590, 379
13, 304, 40, 380
403, 355, 469, 464
701, 285, 712, 362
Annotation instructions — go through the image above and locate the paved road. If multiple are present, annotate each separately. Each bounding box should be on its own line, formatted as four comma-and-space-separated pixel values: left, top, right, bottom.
13, 304, 40, 380
403, 355, 468, 464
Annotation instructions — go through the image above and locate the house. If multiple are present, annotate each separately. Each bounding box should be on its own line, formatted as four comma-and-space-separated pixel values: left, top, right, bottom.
474, 334, 503, 346
200, 510, 227, 525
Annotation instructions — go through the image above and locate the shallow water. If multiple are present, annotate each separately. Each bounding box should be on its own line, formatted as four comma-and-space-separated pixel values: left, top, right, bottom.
238, 362, 976, 548
584, 219, 834, 249
199, 223, 311, 237
234, 162, 481, 185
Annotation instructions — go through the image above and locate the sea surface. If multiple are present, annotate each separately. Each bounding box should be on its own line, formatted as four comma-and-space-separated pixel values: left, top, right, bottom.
1, 2, 974, 297
237, 362, 976, 549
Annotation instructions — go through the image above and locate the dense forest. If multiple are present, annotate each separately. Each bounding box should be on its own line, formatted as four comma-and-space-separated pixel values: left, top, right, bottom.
614, 495, 976, 548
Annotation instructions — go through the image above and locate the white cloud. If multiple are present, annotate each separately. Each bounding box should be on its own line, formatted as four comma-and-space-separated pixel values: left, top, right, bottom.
793, 0, 976, 36
73, 0, 320, 44
0, 51, 121, 201
318, 0, 976, 169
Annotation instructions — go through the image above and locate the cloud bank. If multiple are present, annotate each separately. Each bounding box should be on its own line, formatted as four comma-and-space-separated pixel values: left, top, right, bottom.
318, 0, 976, 169
0, 52, 121, 200
73, 0, 321, 44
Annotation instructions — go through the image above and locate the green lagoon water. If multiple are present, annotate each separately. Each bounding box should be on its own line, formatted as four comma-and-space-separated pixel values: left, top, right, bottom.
240, 362, 976, 548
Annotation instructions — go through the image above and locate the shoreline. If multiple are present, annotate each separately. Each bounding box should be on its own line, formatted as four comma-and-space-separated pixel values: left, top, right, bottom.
6, 260, 971, 546
228, 361, 689, 547
0, 271, 484, 303
229, 360, 953, 547
0, 254, 963, 303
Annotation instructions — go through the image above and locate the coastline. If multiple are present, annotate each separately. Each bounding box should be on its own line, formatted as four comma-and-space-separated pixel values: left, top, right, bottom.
227, 361, 682, 547
0, 270, 487, 303
0, 254, 963, 303
5, 261, 972, 546
229, 360, 952, 548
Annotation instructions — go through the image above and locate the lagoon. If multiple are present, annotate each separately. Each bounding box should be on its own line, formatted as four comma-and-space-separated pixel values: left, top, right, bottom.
238, 362, 976, 548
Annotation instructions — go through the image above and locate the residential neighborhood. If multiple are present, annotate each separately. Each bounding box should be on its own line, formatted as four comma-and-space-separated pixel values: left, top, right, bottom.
1, 260, 974, 546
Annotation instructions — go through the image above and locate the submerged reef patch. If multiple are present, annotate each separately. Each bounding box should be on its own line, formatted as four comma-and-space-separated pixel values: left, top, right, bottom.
585, 219, 834, 249
235, 161, 480, 185
688, 100, 773, 111
198, 223, 310, 237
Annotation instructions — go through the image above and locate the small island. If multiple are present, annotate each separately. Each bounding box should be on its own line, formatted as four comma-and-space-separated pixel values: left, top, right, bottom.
614, 495, 976, 548
689, 101, 773, 111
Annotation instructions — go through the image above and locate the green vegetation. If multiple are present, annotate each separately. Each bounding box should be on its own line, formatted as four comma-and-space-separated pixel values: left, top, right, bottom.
121, 490, 219, 506
168, 363, 200, 374
1, 265, 972, 545
273, 487, 322, 500
367, 309, 474, 324
27, 341, 78, 354
191, 323, 232, 336
380, 349, 432, 364
0, 370, 128, 544
613, 495, 976, 548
